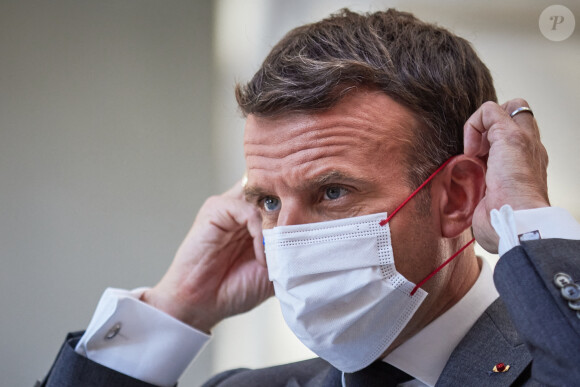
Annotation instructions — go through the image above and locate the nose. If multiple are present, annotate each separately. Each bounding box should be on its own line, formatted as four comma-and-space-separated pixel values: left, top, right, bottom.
276, 200, 313, 227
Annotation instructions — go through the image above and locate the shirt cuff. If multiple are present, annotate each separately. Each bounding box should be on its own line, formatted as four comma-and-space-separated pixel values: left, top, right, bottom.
490, 205, 580, 256
75, 287, 210, 387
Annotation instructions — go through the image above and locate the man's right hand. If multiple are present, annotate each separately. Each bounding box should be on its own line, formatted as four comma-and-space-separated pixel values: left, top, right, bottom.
140, 181, 274, 333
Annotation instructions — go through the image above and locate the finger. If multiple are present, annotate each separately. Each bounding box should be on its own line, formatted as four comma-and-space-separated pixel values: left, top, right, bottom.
253, 230, 267, 267
220, 197, 265, 265
501, 99, 544, 160
463, 101, 507, 157
223, 177, 266, 264
464, 119, 489, 158
501, 98, 536, 131
245, 206, 266, 267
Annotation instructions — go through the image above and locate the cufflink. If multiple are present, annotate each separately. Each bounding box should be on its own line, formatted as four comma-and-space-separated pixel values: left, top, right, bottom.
518, 230, 541, 243
104, 322, 122, 340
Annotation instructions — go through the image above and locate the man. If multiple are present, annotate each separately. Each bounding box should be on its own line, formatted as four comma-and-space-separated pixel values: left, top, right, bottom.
40, 9, 580, 387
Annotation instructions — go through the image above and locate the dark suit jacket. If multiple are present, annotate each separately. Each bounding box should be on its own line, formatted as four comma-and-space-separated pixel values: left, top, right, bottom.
39, 239, 580, 386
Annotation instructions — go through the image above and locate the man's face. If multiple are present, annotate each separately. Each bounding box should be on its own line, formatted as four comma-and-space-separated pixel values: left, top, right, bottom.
243, 89, 441, 286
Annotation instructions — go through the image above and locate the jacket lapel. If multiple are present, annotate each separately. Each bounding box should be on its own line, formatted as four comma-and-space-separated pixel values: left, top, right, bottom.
436, 299, 531, 386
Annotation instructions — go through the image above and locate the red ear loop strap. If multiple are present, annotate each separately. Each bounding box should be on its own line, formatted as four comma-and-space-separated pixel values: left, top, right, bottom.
378, 156, 475, 296
410, 237, 475, 295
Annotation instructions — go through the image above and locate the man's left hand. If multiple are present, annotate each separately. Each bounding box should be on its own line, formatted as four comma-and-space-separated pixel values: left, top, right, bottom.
464, 98, 550, 252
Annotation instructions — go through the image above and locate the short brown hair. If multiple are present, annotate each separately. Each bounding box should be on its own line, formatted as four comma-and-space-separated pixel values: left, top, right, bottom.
235, 8, 496, 188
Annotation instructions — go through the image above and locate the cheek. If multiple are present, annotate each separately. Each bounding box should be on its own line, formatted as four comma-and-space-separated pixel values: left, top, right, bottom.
389, 212, 438, 284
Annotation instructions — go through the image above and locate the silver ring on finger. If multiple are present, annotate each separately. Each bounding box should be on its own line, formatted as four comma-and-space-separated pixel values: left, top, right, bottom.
510, 106, 534, 118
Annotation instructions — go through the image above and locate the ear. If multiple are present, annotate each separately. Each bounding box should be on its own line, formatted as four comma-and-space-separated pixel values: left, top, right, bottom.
434, 156, 486, 238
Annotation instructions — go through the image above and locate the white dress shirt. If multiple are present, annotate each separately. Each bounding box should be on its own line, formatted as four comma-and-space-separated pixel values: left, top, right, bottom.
76, 206, 580, 386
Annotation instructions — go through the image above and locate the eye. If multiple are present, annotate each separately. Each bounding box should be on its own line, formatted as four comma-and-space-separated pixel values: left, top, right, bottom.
323, 186, 348, 200
262, 196, 281, 212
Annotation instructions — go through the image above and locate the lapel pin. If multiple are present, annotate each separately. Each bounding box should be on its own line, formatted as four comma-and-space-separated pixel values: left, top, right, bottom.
492, 363, 510, 373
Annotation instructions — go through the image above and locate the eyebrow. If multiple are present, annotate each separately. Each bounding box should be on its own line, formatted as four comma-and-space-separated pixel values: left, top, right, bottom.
243, 185, 269, 202
311, 170, 365, 186
243, 170, 370, 202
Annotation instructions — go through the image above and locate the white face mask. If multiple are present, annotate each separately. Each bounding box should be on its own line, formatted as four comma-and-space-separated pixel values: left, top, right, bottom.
263, 212, 428, 373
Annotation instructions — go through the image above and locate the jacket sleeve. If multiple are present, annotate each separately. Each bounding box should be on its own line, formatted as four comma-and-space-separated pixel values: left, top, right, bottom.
494, 238, 580, 386
38, 331, 164, 387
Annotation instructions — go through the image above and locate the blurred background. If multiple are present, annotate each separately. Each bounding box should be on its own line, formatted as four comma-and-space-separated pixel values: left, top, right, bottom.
1, 0, 578, 385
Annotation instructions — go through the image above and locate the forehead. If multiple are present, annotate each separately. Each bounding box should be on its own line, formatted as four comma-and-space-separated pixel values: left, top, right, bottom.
243, 90, 418, 186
